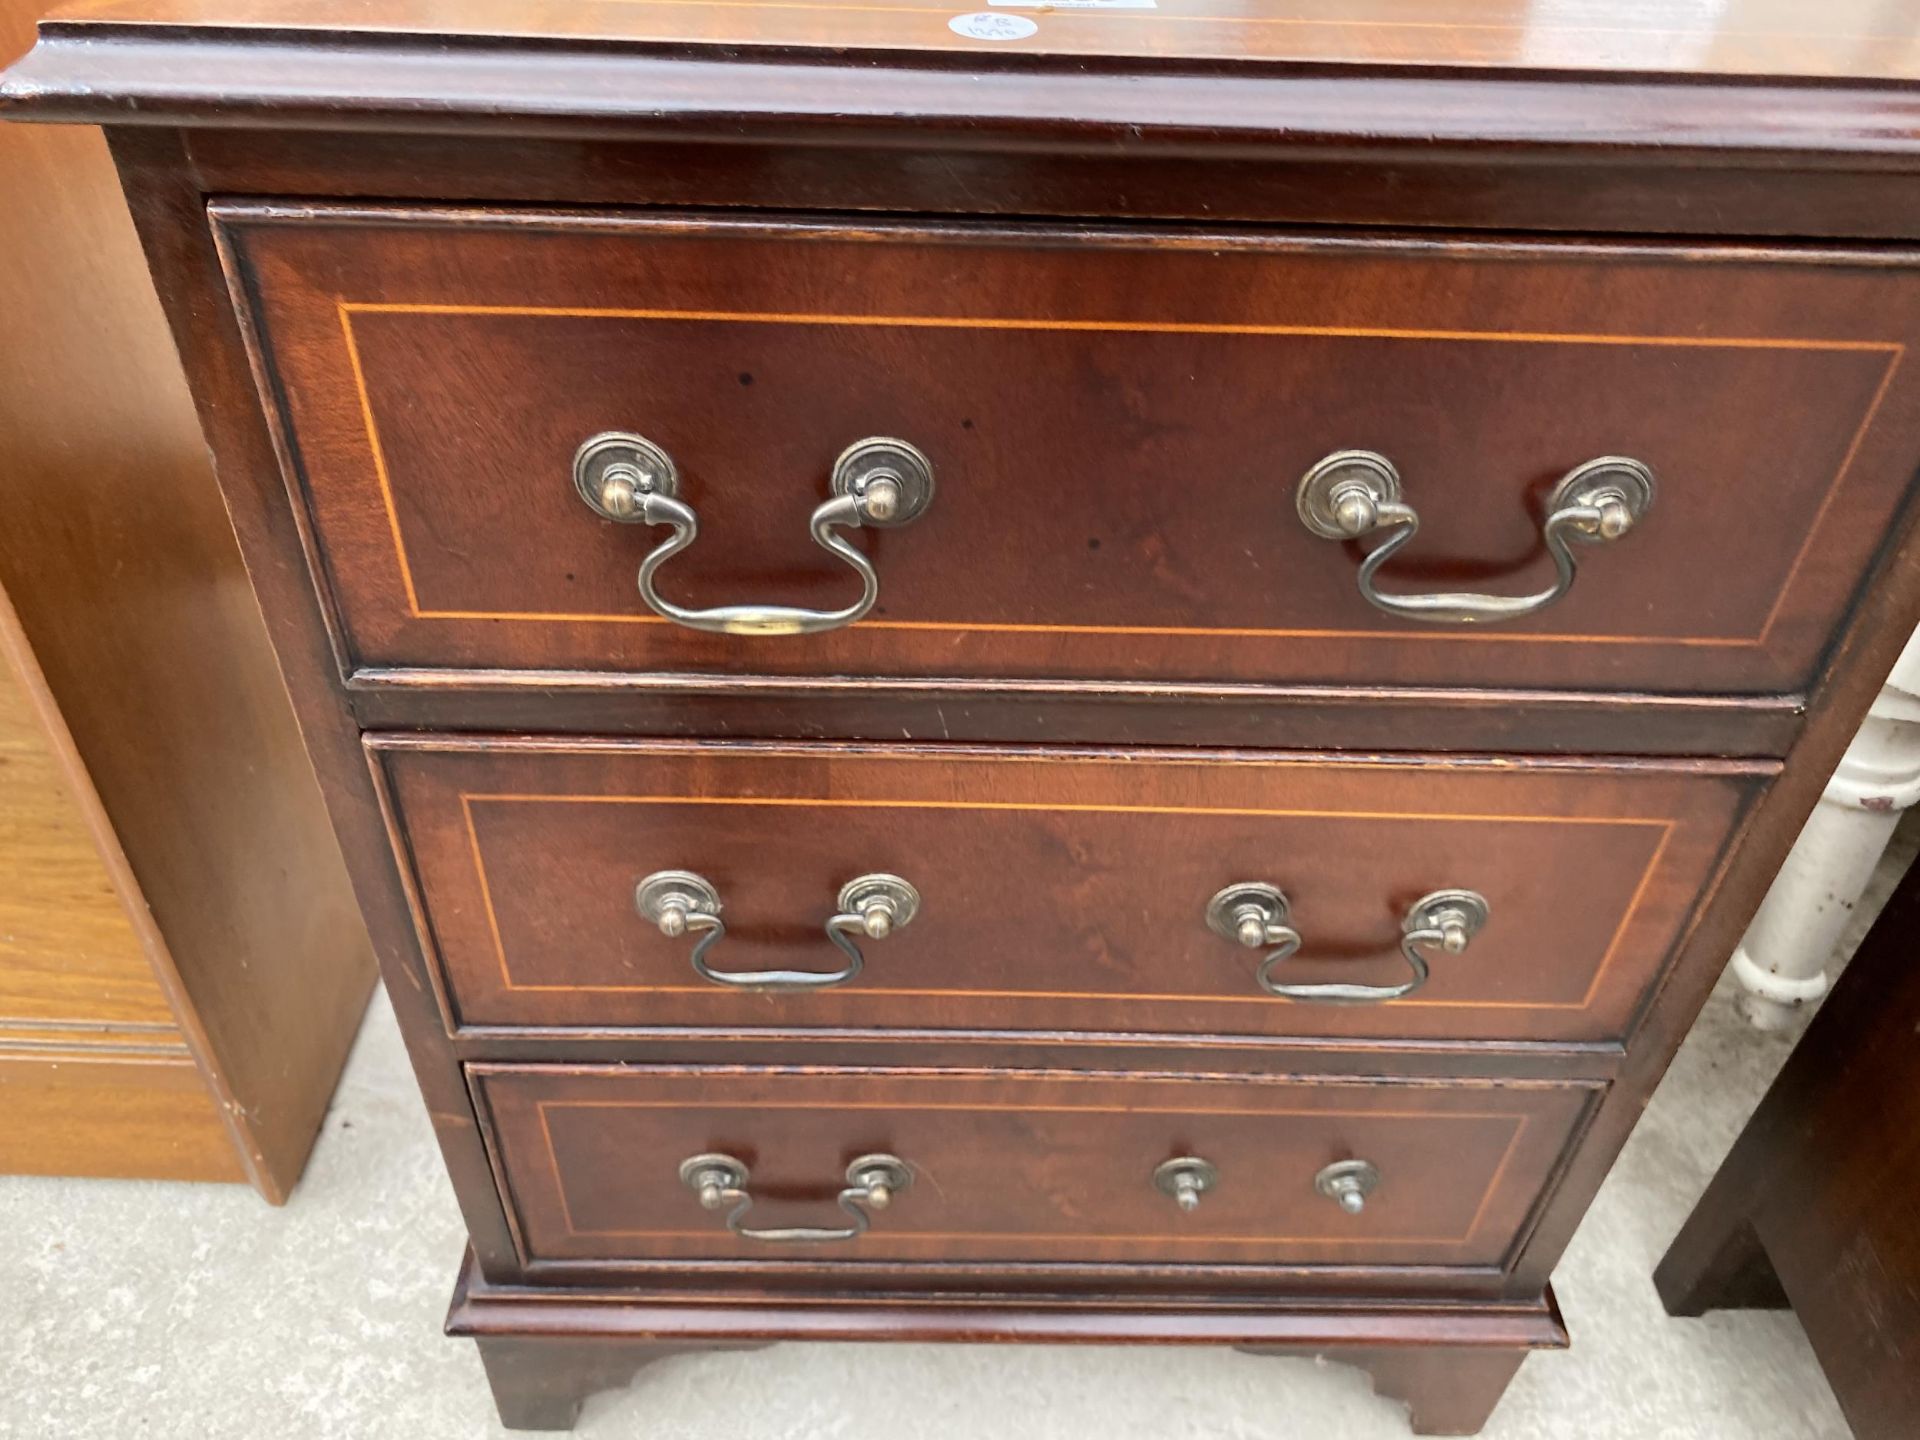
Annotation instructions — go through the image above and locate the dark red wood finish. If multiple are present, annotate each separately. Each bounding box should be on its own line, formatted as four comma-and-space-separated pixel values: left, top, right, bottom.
377, 737, 1765, 1046
451, 1250, 1569, 1434
11, 0, 1920, 1430
344, 675, 1806, 758
219, 206, 1919, 699
30, 0, 1920, 78
472, 1063, 1597, 1279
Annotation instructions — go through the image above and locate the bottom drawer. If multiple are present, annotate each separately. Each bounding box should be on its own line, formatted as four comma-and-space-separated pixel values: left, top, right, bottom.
471, 1065, 1597, 1276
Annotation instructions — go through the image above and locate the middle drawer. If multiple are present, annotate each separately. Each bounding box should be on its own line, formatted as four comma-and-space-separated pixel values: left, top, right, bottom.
373, 738, 1765, 1045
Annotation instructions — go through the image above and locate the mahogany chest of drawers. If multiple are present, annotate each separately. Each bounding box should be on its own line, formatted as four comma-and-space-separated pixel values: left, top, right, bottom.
10, 1, 1920, 1430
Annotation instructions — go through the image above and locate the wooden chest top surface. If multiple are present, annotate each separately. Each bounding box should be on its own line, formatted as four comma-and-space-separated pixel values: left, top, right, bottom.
34, 0, 1920, 79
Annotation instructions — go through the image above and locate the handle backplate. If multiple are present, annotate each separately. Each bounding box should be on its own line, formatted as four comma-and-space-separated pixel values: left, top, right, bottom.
574, 430, 680, 521
829, 437, 938, 528
1296, 448, 1406, 541
1153, 1156, 1220, 1213
1405, 888, 1490, 954
634, 868, 720, 937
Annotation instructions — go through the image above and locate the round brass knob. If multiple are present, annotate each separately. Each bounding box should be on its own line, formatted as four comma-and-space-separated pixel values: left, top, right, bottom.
846, 1155, 913, 1214
861, 904, 894, 939
1315, 1159, 1380, 1215
636, 872, 720, 942
1206, 883, 1297, 955
1154, 1156, 1220, 1213
1296, 450, 1401, 540
573, 432, 677, 522
862, 474, 902, 522
837, 875, 920, 945
1591, 490, 1635, 540
1407, 890, 1490, 959
680, 1154, 750, 1211
591, 462, 646, 520
1330, 482, 1380, 537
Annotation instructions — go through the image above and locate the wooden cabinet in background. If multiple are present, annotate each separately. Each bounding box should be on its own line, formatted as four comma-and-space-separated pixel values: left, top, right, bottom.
1657, 845, 1920, 1439
0, 0, 374, 1200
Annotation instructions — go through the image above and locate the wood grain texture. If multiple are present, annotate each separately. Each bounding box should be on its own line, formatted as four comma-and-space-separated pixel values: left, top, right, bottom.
473, 1335, 768, 1432
1326, 1347, 1530, 1436
0, 581, 178, 1038
447, 1243, 1570, 1344
168, 126, 1920, 248
218, 206, 1920, 704
1655, 853, 1920, 1440
98, 124, 537, 1255
0, 559, 241, 1186
471, 1335, 1526, 1436
349, 673, 1810, 758
375, 737, 1767, 1046
1500, 476, 1920, 1305
0, 0, 374, 1197
345, 678, 1806, 759
449, 1249, 1566, 1434
18, 0, 1920, 253
14, 39, 1920, 168
0, 1052, 248, 1182
471, 1063, 1597, 1278
37, 0, 1920, 1424
33, 0, 1920, 76
16, 0, 1920, 267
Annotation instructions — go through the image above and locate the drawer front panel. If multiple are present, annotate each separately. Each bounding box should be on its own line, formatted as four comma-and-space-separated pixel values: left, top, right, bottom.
377, 739, 1766, 1044
220, 204, 1920, 697
471, 1064, 1597, 1272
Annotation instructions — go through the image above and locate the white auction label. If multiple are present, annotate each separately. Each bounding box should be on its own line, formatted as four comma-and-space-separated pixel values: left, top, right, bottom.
947, 11, 1039, 39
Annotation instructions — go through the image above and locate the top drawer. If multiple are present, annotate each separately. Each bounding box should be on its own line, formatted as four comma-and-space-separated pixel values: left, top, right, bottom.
216, 205, 1920, 697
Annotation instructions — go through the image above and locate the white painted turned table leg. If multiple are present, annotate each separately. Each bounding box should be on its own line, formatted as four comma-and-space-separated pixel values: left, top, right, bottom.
1732, 627, 1920, 1029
